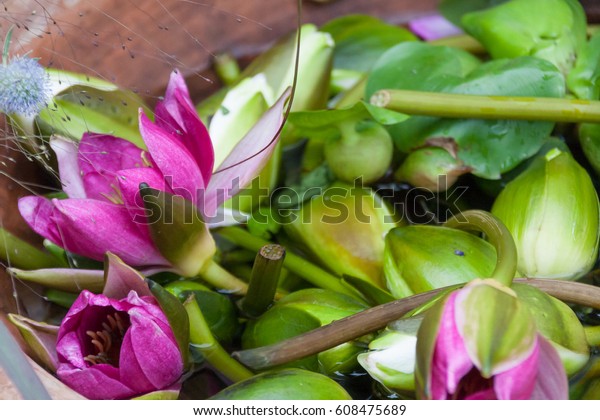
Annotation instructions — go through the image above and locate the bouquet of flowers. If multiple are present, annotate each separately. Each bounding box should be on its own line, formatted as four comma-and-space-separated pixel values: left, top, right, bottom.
1, 0, 600, 401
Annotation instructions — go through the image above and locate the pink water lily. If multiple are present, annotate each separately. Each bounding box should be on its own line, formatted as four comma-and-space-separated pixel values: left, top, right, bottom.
416, 279, 568, 400
18, 70, 289, 271
56, 289, 182, 399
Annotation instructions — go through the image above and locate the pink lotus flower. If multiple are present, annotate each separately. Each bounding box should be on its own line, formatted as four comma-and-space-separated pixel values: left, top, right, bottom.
18, 70, 289, 271
56, 289, 183, 399
416, 279, 568, 400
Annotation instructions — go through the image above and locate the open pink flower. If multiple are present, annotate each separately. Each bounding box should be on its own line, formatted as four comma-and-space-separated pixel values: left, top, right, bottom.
56, 289, 182, 399
416, 279, 568, 400
18, 70, 289, 270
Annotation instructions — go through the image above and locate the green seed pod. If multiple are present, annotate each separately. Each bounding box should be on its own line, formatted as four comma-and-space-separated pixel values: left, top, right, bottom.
394, 147, 471, 192
324, 119, 393, 184
384, 225, 496, 298
492, 148, 600, 280
210, 369, 352, 400
284, 183, 399, 288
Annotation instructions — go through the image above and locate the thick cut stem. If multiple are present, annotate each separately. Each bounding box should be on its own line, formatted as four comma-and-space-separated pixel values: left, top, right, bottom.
370, 89, 600, 124
241, 244, 285, 317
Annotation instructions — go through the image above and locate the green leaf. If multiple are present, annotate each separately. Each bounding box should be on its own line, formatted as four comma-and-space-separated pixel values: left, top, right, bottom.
192, 290, 239, 345
461, 0, 587, 75
37, 98, 145, 148
341, 275, 395, 306
367, 42, 565, 179
321, 14, 417, 72
287, 100, 408, 139
0, 320, 50, 399
439, 0, 509, 26
7, 314, 59, 373
568, 32, 600, 100
147, 279, 191, 371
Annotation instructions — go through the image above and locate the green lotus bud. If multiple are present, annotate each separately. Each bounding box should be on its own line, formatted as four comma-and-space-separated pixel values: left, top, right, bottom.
461, 0, 587, 75
210, 369, 352, 400
242, 288, 369, 374
491, 148, 600, 280
512, 283, 589, 374
284, 183, 398, 287
243, 24, 334, 111
357, 317, 421, 392
394, 146, 471, 192
324, 119, 393, 184
209, 74, 278, 212
384, 225, 496, 298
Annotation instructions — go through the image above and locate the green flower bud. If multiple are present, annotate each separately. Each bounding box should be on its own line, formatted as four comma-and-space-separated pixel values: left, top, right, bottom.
384, 225, 496, 298
209, 74, 278, 212
461, 0, 587, 75
357, 317, 421, 392
324, 119, 393, 184
492, 148, 600, 280
242, 289, 369, 374
394, 147, 471, 192
512, 283, 589, 374
210, 369, 352, 400
242, 24, 334, 111
284, 183, 398, 287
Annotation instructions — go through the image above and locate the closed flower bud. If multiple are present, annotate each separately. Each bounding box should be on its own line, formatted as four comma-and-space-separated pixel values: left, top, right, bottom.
210, 368, 352, 400
416, 279, 568, 400
284, 183, 398, 287
394, 147, 471, 192
492, 148, 600, 280
324, 119, 393, 184
357, 317, 421, 392
384, 225, 496, 298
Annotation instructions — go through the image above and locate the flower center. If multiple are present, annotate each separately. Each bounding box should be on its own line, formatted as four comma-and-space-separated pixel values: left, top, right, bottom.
452, 367, 495, 399
83, 312, 127, 367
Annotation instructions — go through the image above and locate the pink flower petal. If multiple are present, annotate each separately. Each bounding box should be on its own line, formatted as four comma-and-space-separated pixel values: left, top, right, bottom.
50, 136, 86, 199
18, 196, 62, 245
409, 14, 463, 41
430, 292, 474, 399
493, 337, 538, 399
120, 307, 182, 391
139, 111, 205, 205
203, 88, 290, 218
57, 362, 136, 400
154, 70, 214, 185
77, 133, 148, 202
115, 166, 171, 224
529, 336, 569, 400
49, 198, 168, 267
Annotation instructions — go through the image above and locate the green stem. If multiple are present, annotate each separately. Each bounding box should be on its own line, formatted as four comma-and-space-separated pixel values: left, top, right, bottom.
0, 228, 66, 270
200, 259, 248, 296
444, 210, 517, 287
214, 53, 241, 86
183, 296, 253, 383
370, 89, 600, 124
585, 325, 600, 347
334, 77, 367, 109
217, 227, 357, 297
